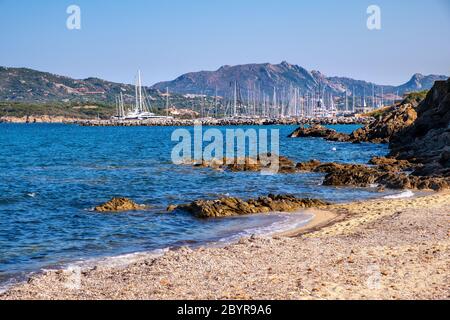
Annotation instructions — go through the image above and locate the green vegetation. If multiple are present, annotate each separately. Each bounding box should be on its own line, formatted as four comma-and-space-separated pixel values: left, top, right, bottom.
402, 90, 428, 105
0, 102, 115, 119
362, 90, 429, 119
363, 106, 392, 118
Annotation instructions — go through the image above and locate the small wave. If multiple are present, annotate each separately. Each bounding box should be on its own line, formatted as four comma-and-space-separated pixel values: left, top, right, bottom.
27, 193, 37, 198
383, 190, 414, 199
73, 248, 170, 270
217, 212, 313, 244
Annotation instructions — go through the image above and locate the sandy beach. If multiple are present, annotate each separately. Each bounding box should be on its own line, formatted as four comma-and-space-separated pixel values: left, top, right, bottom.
1, 191, 449, 300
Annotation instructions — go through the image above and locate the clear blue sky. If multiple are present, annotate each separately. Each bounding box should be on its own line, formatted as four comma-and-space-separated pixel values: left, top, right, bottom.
0, 0, 449, 86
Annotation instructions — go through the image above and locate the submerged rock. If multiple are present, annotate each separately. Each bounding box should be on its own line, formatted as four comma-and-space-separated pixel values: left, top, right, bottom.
175, 194, 329, 218
94, 197, 145, 212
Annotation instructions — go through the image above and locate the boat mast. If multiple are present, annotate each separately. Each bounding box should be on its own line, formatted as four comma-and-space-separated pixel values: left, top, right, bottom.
166, 87, 169, 117
352, 86, 356, 113
233, 81, 237, 117
137, 70, 144, 113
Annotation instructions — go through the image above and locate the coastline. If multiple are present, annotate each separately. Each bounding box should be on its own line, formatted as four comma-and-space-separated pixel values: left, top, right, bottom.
275, 209, 341, 238
1, 190, 448, 300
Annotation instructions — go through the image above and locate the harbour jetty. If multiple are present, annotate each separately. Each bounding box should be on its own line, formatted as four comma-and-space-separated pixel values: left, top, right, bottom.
75, 116, 371, 127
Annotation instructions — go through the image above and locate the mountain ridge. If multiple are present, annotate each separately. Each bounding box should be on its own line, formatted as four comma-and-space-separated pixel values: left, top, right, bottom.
152, 61, 448, 99
0, 64, 447, 106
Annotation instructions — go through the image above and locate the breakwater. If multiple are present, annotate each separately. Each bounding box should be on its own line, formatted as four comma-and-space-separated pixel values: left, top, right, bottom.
75, 116, 372, 127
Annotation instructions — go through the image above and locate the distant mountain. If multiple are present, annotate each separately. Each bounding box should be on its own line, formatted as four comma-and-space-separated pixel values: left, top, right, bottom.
152, 61, 448, 99
0, 64, 446, 115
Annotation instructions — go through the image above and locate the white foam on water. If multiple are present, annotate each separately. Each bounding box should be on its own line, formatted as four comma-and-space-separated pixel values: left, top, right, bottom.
216, 211, 314, 244
383, 190, 414, 199
75, 248, 170, 270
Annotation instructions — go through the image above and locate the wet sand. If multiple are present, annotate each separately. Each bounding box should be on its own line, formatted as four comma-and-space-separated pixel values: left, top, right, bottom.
1, 191, 449, 300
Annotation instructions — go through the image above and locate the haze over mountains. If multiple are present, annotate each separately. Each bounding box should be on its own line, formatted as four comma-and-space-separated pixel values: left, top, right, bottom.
152, 61, 447, 99
0, 63, 447, 106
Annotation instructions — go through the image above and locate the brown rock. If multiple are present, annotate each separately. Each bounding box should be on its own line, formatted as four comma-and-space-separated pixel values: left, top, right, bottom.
166, 204, 178, 212
177, 194, 329, 218
390, 78, 450, 177
289, 125, 350, 142
94, 197, 145, 212
190, 154, 298, 174
296, 159, 450, 191
369, 157, 419, 172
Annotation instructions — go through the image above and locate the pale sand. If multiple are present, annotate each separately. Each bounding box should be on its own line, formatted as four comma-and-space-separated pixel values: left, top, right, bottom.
1, 191, 449, 300
275, 209, 341, 237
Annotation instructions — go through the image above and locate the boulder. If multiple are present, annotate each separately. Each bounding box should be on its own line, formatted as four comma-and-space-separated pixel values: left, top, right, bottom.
176, 194, 329, 218
289, 125, 350, 142
94, 197, 145, 212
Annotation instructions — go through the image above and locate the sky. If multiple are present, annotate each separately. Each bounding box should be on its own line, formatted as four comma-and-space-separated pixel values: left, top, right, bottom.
0, 0, 449, 86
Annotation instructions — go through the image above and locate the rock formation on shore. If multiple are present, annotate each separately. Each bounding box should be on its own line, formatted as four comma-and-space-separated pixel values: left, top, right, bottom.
289, 91, 429, 145
296, 159, 449, 191
289, 96, 421, 144
348, 102, 419, 143
171, 194, 328, 218
94, 197, 145, 212
390, 79, 450, 177
290, 79, 450, 190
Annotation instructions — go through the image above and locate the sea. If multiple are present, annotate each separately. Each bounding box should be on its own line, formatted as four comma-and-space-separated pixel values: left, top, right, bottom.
0, 123, 409, 288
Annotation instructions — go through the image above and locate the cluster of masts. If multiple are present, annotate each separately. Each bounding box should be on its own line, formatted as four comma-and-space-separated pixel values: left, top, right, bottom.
114, 73, 399, 120
195, 81, 397, 119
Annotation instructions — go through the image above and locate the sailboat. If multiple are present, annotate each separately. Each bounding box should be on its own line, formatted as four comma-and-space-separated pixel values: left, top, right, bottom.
120, 70, 173, 120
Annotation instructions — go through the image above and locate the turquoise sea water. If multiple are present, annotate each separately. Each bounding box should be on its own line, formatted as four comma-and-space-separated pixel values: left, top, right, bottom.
0, 124, 392, 286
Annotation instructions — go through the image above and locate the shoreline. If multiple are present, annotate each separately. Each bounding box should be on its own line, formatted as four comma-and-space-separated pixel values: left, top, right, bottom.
275, 209, 341, 238
2, 190, 448, 300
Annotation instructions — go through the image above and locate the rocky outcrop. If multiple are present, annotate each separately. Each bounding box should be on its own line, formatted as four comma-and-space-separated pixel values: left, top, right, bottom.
288, 125, 350, 142
348, 102, 419, 143
173, 194, 328, 218
289, 92, 424, 144
295, 160, 449, 191
390, 79, 450, 177
94, 197, 145, 212
190, 154, 298, 174
323, 168, 449, 191
368, 157, 420, 172
289, 82, 450, 188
